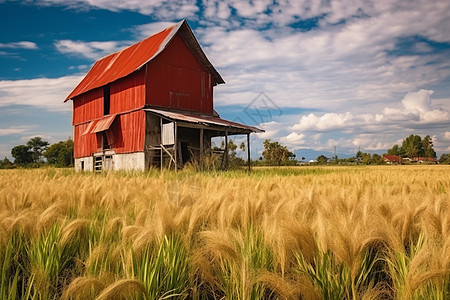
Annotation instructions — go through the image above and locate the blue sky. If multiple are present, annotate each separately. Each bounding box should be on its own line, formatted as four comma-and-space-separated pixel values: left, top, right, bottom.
1, 0, 450, 160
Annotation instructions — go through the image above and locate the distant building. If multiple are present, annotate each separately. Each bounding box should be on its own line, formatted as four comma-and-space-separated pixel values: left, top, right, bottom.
413, 157, 438, 164
382, 155, 402, 164
65, 20, 263, 172
382, 155, 438, 164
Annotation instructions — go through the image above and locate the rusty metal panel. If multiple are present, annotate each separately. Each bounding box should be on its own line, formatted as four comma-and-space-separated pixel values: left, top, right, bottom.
92, 114, 116, 133
82, 120, 97, 135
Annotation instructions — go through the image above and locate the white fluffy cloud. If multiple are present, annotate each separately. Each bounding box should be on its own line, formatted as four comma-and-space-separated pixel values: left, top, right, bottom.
270, 90, 450, 152
54, 40, 130, 60
133, 22, 177, 39
0, 125, 37, 136
0, 76, 83, 111
291, 112, 385, 133
384, 90, 449, 124
254, 121, 283, 139
279, 132, 306, 148
291, 90, 448, 133
443, 132, 450, 141
35, 0, 198, 18
0, 41, 38, 49
8, 0, 449, 155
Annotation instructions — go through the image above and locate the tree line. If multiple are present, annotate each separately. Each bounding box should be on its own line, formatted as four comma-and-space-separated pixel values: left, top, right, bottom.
386, 134, 436, 158
0, 137, 74, 169
262, 134, 450, 166
2, 134, 449, 169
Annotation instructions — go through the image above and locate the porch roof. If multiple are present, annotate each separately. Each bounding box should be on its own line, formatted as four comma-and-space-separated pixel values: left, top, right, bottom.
144, 108, 264, 135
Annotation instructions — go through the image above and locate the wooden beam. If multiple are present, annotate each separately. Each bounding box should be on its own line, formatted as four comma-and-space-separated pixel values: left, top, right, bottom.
247, 133, 251, 172
200, 128, 204, 170
160, 117, 163, 170
174, 121, 178, 172
224, 130, 228, 169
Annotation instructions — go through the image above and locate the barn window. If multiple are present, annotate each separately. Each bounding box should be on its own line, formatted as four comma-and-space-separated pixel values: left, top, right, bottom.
103, 85, 110, 115
102, 132, 110, 150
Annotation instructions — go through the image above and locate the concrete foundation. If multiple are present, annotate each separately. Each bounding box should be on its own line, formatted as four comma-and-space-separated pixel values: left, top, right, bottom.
75, 156, 94, 172
113, 152, 145, 171
75, 152, 145, 172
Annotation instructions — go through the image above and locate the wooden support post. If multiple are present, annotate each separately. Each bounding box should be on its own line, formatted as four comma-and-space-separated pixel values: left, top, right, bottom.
247, 133, 251, 172
160, 117, 163, 170
174, 122, 178, 172
200, 128, 204, 170
224, 130, 229, 169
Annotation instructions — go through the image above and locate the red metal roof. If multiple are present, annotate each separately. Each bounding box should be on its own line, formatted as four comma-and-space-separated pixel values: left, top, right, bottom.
65, 20, 224, 102
145, 108, 264, 133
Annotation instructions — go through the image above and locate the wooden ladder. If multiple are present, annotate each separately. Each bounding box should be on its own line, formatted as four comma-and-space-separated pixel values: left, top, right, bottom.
94, 156, 103, 173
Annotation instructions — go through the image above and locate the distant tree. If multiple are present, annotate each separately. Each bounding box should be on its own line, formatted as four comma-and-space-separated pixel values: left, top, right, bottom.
44, 139, 74, 167
11, 145, 33, 166
26, 136, 49, 163
227, 139, 238, 159
439, 153, 450, 164
239, 142, 246, 152
386, 134, 436, 160
356, 150, 363, 159
226, 139, 245, 167
316, 155, 328, 164
401, 134, 424, 158
386, 144, 402, 156
422, 135, 436, 158
0, 157, 14, 169
352, 151, 384, 165
371, 153, 384, 165
262, 139, 296, 166
356, 150, 364, 164
361, 152, 372, 165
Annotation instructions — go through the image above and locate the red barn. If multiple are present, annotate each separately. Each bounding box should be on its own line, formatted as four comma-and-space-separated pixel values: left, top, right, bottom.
65, 20, 262, 172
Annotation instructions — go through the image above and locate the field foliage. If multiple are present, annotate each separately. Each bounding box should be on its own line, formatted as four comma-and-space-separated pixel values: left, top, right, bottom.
0, 166, 449, 299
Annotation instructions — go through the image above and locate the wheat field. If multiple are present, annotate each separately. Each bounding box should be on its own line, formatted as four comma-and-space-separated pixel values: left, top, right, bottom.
0, 166, 449, 299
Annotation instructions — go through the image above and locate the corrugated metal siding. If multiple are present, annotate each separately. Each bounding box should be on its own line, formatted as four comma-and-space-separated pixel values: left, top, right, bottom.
74, 123, 99, 158
72, 88, 103, 125
110, 69, 146, 114
146, 34, 213, 114
110, 110, 145, 154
